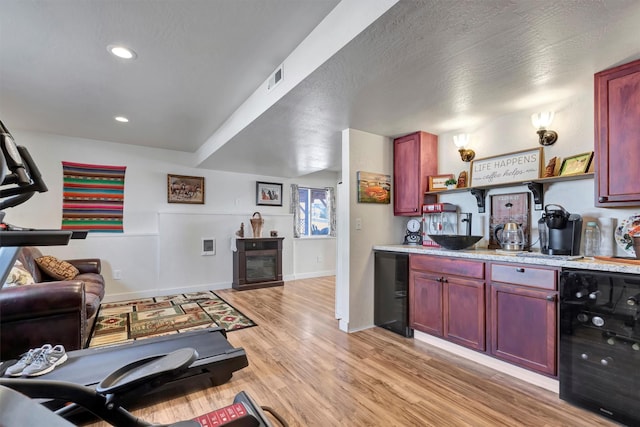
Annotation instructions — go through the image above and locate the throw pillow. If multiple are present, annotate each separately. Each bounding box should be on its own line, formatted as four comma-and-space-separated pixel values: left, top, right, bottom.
3, 261, 36, 287
35, 255, 79, 280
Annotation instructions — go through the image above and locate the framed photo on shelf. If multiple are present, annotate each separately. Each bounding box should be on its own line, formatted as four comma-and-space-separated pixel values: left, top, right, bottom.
428, 174, 455, 191
559, 152, 593, 176
256, 181, 283, 206
167, 174, 204, 204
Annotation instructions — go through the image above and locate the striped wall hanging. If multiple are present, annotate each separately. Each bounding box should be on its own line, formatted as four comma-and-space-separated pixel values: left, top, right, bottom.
61, 161, 126, 232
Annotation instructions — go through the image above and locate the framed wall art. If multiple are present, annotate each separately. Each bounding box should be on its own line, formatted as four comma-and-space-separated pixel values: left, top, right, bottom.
357, 171, 391, 204
559, 152, 593, 176
428, 174, 455, 191
256, 181, 283, 206
167, 174, 204, 204
489, 192, 531, 249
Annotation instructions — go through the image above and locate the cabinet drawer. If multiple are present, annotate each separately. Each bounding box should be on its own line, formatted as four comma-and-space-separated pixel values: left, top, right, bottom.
490, 263, 557, 290
410, 254, 484, 279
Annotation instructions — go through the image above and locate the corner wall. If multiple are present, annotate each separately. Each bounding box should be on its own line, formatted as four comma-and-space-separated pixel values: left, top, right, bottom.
337, 128, 406, 332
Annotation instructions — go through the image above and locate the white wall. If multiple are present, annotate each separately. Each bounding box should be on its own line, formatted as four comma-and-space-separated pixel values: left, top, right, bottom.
7, 130, 337, 301
436, 88, 638, 255
336, 129, 406, 332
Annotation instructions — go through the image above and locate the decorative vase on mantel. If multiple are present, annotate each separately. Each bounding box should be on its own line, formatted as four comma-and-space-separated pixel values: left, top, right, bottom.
250, 212, 264, 237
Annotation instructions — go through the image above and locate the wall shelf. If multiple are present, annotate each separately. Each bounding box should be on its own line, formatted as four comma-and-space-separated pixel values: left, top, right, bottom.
425, 173, 594, 212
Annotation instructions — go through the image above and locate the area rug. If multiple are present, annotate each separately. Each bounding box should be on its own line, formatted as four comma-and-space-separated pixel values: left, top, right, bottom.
88, 291, 256, 348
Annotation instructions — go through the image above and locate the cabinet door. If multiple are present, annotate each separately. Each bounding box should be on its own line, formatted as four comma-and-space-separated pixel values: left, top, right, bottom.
489, 283, 557, 375
393, 132, 438, 216
595, 58, 640, 207
409, 271, 443, 336
444, 277, 485, 351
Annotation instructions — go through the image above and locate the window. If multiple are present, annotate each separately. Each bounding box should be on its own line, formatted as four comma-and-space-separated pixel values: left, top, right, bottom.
297, 187, 332, 237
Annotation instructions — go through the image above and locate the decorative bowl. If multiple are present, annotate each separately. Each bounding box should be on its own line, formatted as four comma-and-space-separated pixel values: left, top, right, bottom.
427, 234, 483, 250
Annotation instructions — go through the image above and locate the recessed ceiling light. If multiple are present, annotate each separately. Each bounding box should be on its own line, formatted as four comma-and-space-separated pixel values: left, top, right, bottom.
107, 44, 137, 60
114, 116, 129, 123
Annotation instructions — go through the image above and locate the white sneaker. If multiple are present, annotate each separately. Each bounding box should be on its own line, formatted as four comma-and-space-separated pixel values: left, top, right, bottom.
23, 344, 68, 377
4, 344, 52, 377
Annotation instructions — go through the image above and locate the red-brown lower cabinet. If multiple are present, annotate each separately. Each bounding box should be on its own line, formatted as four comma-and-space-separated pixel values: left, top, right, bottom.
489, 263, 558, 376
409, 255, 485, 351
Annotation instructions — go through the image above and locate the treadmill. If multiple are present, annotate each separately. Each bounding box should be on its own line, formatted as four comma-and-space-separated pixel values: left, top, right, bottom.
28, 327, 249, 411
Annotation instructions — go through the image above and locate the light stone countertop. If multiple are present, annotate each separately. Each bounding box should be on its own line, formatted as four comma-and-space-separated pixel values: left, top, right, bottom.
372, 244, 640, 275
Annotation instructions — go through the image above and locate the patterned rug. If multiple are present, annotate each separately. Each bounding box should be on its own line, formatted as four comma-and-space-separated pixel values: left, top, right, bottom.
88, 291, 256, 348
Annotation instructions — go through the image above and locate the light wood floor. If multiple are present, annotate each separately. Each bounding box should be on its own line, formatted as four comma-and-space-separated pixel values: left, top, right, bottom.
86, 276, 616, 427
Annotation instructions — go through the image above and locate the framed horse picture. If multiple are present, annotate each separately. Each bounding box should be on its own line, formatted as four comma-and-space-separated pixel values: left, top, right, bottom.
167, 174, 205, 204
256, 181, 283, 206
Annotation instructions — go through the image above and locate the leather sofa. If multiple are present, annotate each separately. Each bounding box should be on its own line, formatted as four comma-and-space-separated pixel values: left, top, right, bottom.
0, 247, 105, 360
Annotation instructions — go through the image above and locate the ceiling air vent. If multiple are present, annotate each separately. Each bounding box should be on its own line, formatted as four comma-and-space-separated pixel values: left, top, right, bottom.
268, 65, 284, 91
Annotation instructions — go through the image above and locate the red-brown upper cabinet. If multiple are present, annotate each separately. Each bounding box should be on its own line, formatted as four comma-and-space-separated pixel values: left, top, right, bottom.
393, 131, 438, 216
595, 58, 640, 207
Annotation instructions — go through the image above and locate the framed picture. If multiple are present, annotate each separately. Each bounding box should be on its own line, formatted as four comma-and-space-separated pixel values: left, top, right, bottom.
559, 152, 593, 176
357, 171, 391, 203
256, 181, 283, 206
167, 174, 204, 204
489, 192, 530, 249
469, 148, 542, 187
428, 174, 455, 191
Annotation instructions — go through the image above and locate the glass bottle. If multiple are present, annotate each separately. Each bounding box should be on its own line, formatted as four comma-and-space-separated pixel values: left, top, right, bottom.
584, 221, 601, 257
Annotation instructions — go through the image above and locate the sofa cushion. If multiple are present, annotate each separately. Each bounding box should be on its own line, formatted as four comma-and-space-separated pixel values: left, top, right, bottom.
35, 256, 80, 280
3, 261, 36, 287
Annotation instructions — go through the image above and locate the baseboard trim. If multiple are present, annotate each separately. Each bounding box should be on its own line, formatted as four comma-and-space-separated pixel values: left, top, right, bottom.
414, 331, 559, 393
103, 273, 336, 303
289, 271, 336, 280
103, 282, 232, 303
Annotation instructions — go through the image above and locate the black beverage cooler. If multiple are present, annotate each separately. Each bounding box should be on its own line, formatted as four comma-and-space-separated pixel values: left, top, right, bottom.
374, 251, 412, 337
560, 268, 640, 425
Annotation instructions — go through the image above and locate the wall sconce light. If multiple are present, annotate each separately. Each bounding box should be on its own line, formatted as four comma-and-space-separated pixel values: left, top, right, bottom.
453, 134, 475, 162
531, 111, 558, 146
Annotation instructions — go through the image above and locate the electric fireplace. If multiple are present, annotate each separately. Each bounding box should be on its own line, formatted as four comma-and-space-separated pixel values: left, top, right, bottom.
233, 237, 284, 290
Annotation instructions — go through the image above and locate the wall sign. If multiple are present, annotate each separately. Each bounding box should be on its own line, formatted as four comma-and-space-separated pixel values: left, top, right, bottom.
469, 148, 542, 187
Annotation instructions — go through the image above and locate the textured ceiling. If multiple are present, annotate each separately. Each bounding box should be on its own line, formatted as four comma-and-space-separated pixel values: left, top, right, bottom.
203, 0, 640, 176
2, 0, 640, 178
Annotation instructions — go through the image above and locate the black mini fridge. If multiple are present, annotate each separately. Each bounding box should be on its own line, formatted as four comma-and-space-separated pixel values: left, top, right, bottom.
374, 251, 412, 337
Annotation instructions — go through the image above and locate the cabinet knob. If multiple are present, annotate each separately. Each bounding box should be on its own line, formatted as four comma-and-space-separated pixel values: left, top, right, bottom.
599, 196, 608, 203
546, 295, 556, 302
516, 267, 525, 273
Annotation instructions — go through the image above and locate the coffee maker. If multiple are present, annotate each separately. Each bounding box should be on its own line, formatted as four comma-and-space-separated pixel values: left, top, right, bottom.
539, 204, 582, 255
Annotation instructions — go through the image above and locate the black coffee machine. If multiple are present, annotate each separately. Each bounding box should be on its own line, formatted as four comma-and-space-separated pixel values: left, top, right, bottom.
539, 204, 582, 255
